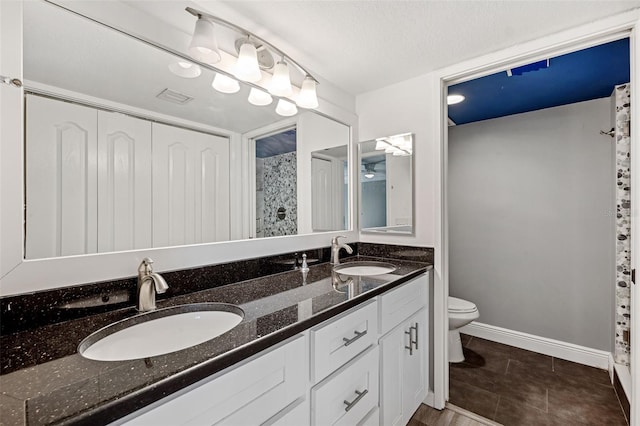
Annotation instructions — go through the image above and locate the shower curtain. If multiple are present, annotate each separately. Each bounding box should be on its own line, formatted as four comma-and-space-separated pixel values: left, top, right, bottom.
615, 82, 631, 366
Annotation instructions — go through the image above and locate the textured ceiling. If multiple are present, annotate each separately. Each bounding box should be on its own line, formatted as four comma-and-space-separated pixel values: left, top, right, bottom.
204, 0, 640, 96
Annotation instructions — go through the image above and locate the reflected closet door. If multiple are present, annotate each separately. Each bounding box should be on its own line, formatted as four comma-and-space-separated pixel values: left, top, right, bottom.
25, 95, 98, 259
152, 123, 230, 247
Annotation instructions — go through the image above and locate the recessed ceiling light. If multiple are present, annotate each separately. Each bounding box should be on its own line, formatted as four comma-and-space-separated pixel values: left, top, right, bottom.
447, 94, 465, 105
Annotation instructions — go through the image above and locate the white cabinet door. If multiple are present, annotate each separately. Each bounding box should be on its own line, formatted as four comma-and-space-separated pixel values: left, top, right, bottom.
380, 308, 428, 426
25, 95, 98, 259
152, 123, 230, 247
97, 110, 152, 252
402, 309, 427, 423
379, 323, 405, 426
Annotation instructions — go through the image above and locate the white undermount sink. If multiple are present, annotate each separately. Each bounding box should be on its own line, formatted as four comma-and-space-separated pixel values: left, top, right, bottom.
79, 303, 244, 361
333, 261, 397, 276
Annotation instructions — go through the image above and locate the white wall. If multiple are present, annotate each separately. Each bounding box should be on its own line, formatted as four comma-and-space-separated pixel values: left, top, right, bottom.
356, 74, 437, 246
448, 99, 615, 351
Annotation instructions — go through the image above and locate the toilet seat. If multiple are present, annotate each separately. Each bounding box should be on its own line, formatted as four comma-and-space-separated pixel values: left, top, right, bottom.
448, 296, 477, 314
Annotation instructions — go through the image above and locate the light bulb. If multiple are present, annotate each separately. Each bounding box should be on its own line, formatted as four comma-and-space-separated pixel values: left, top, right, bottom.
269, 61, 293, 97
168, 61, 202, 78
364, 172, 375, 179
296, 76, 318, 109
212, 73, 240, 94
234, 41, 262, 82
447, 94, 465, 105
275, 99, 297, 116
188, 17, 221, 65
248, 88, 273, 106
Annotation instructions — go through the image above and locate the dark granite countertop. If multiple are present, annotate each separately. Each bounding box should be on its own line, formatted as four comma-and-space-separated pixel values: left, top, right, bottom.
0, 255, 431, 426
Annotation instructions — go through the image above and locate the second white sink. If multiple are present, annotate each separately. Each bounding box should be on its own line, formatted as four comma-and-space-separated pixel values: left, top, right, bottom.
79, 303, 244, 361
333, 261, 397, 276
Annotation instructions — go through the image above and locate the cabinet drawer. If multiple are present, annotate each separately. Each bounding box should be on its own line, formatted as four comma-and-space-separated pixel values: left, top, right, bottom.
379, 275, 427, 335
265, 397, 310, 426
311, 347, 379, 426
311, 301, 377, 382
124, 335, 307, 426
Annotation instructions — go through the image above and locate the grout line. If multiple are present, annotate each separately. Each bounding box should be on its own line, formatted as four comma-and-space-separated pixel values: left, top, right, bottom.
505, 359, 510, 375
551, 356, 555, 372
493, 395, 500, 420
545, 388, 549, 413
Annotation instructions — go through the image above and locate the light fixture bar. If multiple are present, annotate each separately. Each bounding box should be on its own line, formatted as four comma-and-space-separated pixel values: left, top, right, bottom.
185, 7, 318, 85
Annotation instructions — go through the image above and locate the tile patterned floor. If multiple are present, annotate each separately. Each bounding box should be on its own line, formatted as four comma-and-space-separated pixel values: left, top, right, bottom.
448, 334, 629, 426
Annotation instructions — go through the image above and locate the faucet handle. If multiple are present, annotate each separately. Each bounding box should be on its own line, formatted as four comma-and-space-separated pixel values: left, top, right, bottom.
331, 235, 347, 245
138, 258, 154, 275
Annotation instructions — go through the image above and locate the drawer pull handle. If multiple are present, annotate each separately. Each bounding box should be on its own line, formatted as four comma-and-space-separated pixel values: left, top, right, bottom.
343, 389, 368, 412
343, 330, 367, 346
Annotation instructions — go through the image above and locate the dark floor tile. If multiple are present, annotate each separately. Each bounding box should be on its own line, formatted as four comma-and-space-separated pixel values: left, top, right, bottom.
466, 337, 552, 371
494, 372, 548, 411
451, 347, 510, 374
449, 378, 499, 420
552, 358, 611, 387
452, 358, 547, 411
548, 383, 627, 426
495, 396, 565, 426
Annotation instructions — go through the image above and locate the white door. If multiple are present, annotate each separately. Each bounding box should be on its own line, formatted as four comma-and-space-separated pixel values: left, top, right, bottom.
25, 95, 98, 258
312, 156, 333, 231
97, 110, 152, 252
152, 123, 230, 247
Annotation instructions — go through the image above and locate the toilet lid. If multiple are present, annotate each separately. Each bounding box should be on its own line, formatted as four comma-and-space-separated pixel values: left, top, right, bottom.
448, 296, 477, 313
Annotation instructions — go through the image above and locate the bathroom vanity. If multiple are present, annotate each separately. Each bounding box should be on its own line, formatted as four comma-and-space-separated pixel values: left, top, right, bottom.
0, 254, 431, 425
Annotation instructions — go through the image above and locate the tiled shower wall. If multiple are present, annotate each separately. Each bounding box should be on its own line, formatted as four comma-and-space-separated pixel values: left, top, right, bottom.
615, 83, 631, 366
262, 151, 298, 237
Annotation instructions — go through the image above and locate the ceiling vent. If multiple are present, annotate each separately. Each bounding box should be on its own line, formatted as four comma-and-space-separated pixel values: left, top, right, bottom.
156, 88, 194, 105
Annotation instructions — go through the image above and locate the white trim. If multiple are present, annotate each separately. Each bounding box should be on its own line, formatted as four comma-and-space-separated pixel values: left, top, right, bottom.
461, 322, 610, 370
610, 352, 616, 383
423, 390, 435, 407
615, 362, 633, 402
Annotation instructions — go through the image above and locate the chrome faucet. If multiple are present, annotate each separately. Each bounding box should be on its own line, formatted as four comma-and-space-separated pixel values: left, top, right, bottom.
137, 258, 169, 312
330, 236, 353, 265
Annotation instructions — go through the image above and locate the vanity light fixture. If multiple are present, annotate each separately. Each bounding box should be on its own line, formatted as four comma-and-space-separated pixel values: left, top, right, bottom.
375, 133, 413, 156
248, 88, 273, 106
447, 94, 465, 105
185, 7, 319, 113
275, 99, 298, 116
270, 61, 294, 97
212, 73, 240, 94
234, 38, 262, 82
168, 61, 202, 78
188, 16, 221, 65
297, 76, 319, 109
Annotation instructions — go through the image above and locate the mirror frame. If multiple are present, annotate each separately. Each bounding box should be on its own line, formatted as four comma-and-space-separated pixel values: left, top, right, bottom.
0, 0, 358, 297
357, 134, 415, 236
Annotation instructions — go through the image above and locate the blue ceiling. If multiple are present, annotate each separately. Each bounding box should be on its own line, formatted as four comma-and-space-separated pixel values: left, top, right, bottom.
447, 38, 630, 125
256, 129, 297, 158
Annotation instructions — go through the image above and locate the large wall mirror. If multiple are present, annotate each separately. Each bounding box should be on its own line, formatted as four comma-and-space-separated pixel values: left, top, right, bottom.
358, 133, 414, 234
21, 1, 350, 260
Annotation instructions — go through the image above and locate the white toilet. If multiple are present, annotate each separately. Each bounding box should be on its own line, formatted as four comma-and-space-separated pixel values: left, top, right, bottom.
448, 296, 479, 363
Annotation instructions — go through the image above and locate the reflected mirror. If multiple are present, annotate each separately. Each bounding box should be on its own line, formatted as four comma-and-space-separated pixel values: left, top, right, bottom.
358, 133, 413, 234
22, 1, 350, 259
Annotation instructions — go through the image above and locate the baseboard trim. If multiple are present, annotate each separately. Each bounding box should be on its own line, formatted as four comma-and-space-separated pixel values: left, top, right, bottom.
461, 322, 610, 370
